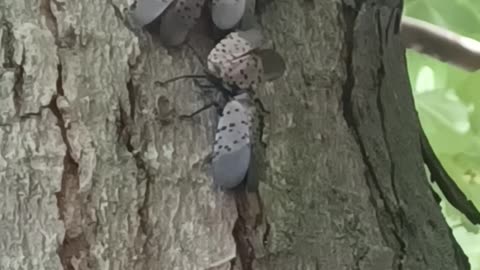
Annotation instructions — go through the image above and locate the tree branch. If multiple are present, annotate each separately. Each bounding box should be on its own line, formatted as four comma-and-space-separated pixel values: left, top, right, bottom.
420, 129, 480, 225
401, 16, 480, 72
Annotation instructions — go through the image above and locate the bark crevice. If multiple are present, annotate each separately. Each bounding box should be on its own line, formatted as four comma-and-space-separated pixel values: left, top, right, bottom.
51, 62, 91, 270
126, 76, 136, 121
232, 211, 255, 270
12, 42, 25, 116
340, 2, 406, 269
374, 8, 407, 270
1, 20, 16, 68
232, 191, 266, 270
119, 66, 154, 260
40, 0, 58, 40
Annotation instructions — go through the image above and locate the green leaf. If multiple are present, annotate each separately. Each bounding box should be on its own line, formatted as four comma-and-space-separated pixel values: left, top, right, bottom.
456, 72, 480, 133
405, 0, 480, 267
415, 87, 472, 154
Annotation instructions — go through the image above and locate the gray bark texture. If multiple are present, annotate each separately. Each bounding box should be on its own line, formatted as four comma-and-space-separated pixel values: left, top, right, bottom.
0, 0, 470, 269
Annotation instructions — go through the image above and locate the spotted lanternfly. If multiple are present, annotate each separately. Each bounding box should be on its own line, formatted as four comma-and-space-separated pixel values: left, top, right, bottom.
157, 29, 285, 95
130, 0, 206, 45
206, 29, 285, 91
130, 0, 249, 45
158, 0, 206, 45
156, 29, 285, 189
212, 93, 253, 189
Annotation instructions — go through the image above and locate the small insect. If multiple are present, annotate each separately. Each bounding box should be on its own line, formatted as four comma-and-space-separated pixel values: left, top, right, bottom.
130, 0, 247, 45
159, 29, 285, 95
207, 30, 287, 95
212, 93, 252, 189
157, 29, 285, 189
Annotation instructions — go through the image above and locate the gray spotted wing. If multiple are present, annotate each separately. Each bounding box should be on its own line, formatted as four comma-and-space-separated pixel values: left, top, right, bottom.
207, 29, 263, 76
159, 0, 205, 46
222, 54, 263, 89
131, 0, 175, 26
211, 0, 246, 30
212, 100, 251, 189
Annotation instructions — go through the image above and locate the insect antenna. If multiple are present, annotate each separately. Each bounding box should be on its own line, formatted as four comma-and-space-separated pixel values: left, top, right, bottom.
155, 75, 207, 86
154, 41, 213, 86
179, 102, 221, 119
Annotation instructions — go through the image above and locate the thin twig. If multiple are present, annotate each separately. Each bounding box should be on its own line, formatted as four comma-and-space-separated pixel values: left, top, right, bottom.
401, 16, 480, 72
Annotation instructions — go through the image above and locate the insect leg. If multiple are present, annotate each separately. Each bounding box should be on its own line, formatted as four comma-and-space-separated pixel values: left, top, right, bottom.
155, 75, 208, 86
179, 102, 221, 119
193, 78, 216, 89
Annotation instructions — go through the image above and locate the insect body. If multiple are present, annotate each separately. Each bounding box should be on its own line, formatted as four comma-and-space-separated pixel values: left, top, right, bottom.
130, 0, 175, 27
212, 93, 252, 189
207, 30, 285, 189
211, 0, 247, 30
130, 0, 247, 45
157, 29, 285, 189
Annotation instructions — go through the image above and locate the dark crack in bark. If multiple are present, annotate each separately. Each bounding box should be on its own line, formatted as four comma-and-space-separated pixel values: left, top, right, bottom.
108, 0, 142, 35
126, 77, 136, 121
375, 8, 401, 207
229, 257, 238, 270
1, 20, 16, 69
340, 2, 406, 270
119, 68, 155, 263
232, 212, 254, 270
18, 105, 50, 120
108, 0, 125, 22
340, 0, 359, 127
0, 102, 50, 126
12, 49, 25, 116
41, 2, 94, 264
254, 99, 269, 148
118, 105, 152, 240
374, 9, 407, 269
51, 62, 91, 270
262, 220, 270, 248
353, 246, 370, 270
1, 20, 26, 119
232, 192, 258, 270
40, 0, 58, 40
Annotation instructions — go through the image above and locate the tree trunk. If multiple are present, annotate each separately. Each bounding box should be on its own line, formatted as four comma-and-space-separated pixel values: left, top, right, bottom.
0, 0, 469, 269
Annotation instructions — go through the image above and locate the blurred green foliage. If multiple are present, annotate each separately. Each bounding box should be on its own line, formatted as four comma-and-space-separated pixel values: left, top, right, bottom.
404, 0, 480, 268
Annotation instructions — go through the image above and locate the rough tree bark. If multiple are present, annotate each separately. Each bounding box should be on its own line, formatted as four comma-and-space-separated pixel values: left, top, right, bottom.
0, 0, 470, 269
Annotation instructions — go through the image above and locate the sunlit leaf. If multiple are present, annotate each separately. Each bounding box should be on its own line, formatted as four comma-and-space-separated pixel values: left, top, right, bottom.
415, 87, 472, 153
405, 0, 480, 267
